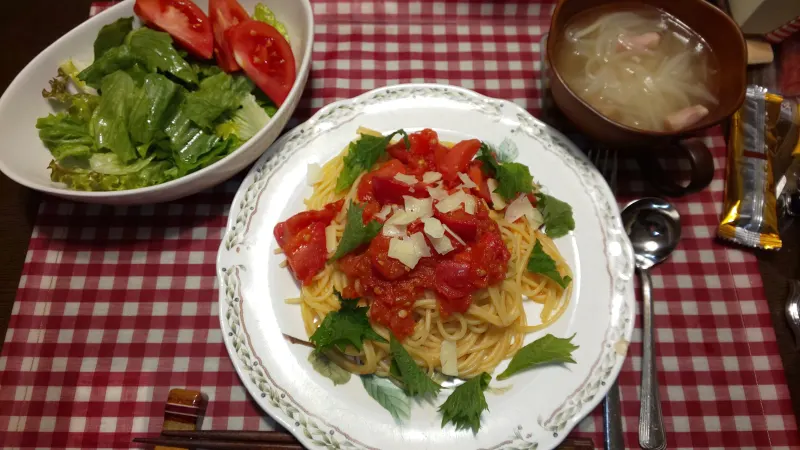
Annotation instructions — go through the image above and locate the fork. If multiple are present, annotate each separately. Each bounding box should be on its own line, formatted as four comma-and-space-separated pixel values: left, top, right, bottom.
588, 147, 624, 450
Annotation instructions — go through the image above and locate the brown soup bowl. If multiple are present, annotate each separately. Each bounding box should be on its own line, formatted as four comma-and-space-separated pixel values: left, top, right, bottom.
546, 0, 747, 196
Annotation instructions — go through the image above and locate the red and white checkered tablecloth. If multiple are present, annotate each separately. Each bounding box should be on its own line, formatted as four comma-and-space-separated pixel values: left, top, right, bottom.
1, 1, 798, 449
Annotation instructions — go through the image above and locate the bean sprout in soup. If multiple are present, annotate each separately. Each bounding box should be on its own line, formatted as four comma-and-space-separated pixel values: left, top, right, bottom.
554, 5, 719, 132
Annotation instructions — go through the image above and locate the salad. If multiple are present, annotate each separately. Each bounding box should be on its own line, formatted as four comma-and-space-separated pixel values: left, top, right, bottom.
36, 0, 297, 191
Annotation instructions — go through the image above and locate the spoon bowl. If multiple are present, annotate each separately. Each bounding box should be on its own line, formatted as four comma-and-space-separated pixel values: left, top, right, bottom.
622, 198, 682, 270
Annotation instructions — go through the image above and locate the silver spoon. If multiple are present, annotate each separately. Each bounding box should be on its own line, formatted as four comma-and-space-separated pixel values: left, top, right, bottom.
621, 198, 681, 450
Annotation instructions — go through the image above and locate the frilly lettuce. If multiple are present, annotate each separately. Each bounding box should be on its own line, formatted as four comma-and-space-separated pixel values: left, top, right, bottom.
49, 159, 178, 191
254, 4, 290, 41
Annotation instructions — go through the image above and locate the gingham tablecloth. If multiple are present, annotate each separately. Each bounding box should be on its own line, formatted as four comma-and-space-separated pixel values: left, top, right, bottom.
1, 1, 798, 448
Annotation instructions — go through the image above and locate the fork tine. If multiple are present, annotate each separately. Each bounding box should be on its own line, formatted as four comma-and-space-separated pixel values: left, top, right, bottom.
609, 148, 618, 194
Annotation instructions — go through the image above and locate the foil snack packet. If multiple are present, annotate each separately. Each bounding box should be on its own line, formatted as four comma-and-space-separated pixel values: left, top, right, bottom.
718, 85, 783, 250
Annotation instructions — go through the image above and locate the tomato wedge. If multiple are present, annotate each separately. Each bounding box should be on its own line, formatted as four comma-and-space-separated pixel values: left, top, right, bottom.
273, 200, 343, 247
371, 176, 429, 205
434, 208, 479, 242
435, 260, 473, 302
357, 160, 407, 202
368, 235, 408, 280
134, 0, 214, 59
209, 0, 249, 72
281, 222, 328, 285
226, 20, 297, 106
435, 139, 481, 183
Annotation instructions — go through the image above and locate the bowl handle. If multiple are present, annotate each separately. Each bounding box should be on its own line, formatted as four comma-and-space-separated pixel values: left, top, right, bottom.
635, 138, 715, 197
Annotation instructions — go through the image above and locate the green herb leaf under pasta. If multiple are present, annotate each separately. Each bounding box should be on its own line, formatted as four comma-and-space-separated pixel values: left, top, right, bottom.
308, 351, 352, 386
361, 374, 411, 422
389, 334, 441, 398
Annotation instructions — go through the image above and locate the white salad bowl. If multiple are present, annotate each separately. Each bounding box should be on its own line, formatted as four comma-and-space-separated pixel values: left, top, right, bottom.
0, 0, 313, 204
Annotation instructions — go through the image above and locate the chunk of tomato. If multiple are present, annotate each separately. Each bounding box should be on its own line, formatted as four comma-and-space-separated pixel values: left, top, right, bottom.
435, 138, 481, 183
281, 222, 328, 285
209, 0, 249, 72
372, 176, 429, 205
368, 235, 408, 280
469, 231, 510, 288
135, 0, 214, 59
362, 201, 382, 224
386, 141, 410, 163
435, 259, 473, 302
357, 160, 407, 202
434, 208, 479, 242
226, 20, 297, 105
273, 200, 343, 246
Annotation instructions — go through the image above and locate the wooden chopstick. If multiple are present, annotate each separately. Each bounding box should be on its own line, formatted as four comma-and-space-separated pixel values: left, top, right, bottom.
162, 430, 298, 443
133, 430, 593, 449
133, 436, 303, 449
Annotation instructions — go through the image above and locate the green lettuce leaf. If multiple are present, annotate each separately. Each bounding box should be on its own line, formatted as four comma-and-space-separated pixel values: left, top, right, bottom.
124, 63, 150, 86
94, 17, 134, 59
88, 153, 157, 174
173, 134, 240, 176
89, 71, 138, 163
190, 61, 224, 80
254, 3, 290, 41
216, 94, 270, 140
163, 106, 223, 169
254, 89, 279, 116
183, 72, 253, 129
36, 113, 94, 161
125, 27, 197, 85
128, 73, 180, 146
78, 45, 138, 89
48, 158, 178, 191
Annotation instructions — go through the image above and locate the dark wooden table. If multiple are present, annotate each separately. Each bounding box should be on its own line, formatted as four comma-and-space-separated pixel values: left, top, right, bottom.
1, 0, 799, 430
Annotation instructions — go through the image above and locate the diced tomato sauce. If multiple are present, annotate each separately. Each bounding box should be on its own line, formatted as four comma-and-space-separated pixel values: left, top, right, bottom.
336, 205, 508, 339
278, 131, 513, 340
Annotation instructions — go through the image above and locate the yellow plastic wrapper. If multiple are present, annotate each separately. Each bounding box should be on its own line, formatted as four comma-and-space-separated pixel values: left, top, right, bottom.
718, 86, 783, 250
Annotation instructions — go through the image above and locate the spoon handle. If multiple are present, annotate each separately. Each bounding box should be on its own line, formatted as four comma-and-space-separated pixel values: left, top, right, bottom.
639, 269, 666, 450
603, 380, 624, 450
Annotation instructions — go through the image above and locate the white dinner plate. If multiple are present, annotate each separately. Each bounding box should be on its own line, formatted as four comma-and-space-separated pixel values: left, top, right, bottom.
217, 84, 636, 450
